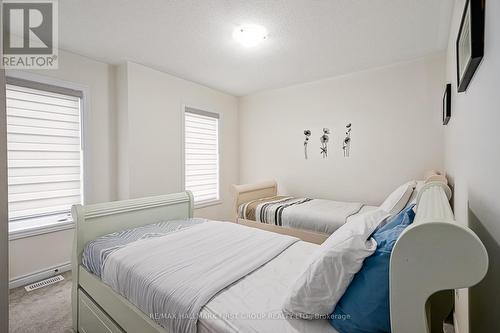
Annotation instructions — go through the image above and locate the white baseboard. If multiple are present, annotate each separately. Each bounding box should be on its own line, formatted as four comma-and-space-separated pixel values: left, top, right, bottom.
9, 262, 71, 289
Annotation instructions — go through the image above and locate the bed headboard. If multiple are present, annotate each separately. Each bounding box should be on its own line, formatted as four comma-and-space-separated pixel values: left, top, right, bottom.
390, 181, 488, 333
232, 181, 277, 221
72, 191, 194, 264
71, 191, 194, 330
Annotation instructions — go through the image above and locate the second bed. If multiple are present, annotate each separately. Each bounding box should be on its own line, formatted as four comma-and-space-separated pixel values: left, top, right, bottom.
233, 171, 448, 244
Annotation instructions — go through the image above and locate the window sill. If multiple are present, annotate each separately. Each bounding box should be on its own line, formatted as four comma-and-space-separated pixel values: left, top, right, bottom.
194, 200, 222, 209
9, 219, 75, 241
8, 198, 220, 239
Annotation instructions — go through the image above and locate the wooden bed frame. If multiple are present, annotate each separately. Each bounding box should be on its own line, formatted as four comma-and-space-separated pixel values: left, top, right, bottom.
72, 183, 488, 333
232, 181, 329, 244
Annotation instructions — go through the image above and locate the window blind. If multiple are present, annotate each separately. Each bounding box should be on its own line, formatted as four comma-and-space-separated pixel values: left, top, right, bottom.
184, 108, 220, 205
6, 83, 83, 223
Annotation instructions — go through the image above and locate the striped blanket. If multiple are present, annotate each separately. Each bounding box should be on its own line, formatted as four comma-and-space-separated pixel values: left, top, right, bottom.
82, 218, 206, 278
238, 196, 312, 226
239, 196, 364, 234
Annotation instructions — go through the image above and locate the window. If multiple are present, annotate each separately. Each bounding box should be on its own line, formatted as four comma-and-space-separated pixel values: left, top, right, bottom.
6, 78, 83, 234
184, 107, 220, 206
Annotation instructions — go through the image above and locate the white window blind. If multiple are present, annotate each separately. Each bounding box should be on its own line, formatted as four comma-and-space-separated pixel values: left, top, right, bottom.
6, 82, 83, 230
184, 108, 220, 205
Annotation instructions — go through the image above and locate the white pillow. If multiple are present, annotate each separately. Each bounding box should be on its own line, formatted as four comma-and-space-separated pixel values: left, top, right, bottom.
282, 209, 390, 319
406, 180, 425, 208
380, 181, 416, 215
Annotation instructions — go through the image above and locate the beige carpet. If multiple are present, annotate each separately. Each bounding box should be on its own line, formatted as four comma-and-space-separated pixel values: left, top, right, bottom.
9, 271, 73, 333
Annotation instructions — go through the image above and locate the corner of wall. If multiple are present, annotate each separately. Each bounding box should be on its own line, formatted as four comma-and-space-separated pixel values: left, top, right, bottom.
108, 65, 118, 201
444, 1, 469, 332
235, 96, 245, 185
115, 63, 130, 200
0, 66, 9, 333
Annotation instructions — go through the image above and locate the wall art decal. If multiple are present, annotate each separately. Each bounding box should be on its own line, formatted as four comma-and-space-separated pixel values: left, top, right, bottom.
303, 129, 311, 159
320, 128, 330, 158
343, 123, 352, 157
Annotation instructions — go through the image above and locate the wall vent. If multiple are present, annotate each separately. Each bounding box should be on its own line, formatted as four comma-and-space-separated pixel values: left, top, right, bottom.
24, 275, 64, 292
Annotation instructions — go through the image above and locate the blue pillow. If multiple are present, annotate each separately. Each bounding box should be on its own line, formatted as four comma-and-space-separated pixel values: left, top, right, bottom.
375, 205, 415, 233
329, 205, 416, 333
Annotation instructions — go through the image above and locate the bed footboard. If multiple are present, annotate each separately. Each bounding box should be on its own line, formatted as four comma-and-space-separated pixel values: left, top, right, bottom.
390, 182, 488, 333
238, 218, 329, 244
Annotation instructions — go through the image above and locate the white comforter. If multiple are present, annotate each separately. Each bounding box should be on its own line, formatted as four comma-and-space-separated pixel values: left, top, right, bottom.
101, 221, 299, 333
199, 241, 339, 333
282, 199, 364, 234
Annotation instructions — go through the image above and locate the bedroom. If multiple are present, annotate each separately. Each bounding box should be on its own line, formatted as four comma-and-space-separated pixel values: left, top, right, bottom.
0, 0, 498, 332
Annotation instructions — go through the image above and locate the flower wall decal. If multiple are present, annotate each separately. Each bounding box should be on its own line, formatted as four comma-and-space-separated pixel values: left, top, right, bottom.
303, 126, 351, 160
303, 129, 311, 159
343, 123, 352, 157
320, 128, 330, 158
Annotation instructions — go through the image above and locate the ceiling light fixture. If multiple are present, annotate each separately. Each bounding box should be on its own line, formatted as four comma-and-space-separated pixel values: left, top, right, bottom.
232, 24, 268, 48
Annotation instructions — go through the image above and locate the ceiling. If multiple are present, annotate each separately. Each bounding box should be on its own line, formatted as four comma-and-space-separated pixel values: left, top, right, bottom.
59, 0, 454, 96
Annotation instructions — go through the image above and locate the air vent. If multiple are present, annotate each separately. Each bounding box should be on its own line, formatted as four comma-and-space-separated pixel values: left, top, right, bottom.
25, 275, 64, 292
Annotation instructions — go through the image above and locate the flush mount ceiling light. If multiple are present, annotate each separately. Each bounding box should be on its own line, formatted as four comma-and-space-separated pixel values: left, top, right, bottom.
232, 24, 268, 48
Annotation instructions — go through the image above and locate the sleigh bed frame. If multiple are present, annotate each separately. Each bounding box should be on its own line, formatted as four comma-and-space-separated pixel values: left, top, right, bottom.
232, 171, 449, 245
72, 181, 487, 333
232, 181, 330, 244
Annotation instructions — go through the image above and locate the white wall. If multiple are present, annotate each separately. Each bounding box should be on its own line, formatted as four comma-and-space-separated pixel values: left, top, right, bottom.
239, 54, 446, 205
115, 64, 130, 200
445, 1, 500, 332
7, 50, 117, 282
7, 53, 239, 285
116, 62, 239, 221
8, 229, 74, 283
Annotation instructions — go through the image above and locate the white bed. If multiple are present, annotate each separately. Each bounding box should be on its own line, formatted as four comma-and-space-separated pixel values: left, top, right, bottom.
199, 241, 336, 333
232, 171, 449, 245
282, 201, 376, 234
232, 181, 388, 245
72, 182, 488, 333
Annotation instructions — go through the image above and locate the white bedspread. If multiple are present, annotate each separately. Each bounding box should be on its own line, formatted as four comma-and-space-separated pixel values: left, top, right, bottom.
198, 241, 339, 333
101, 221, 299, 333
282, 199, 364, 234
